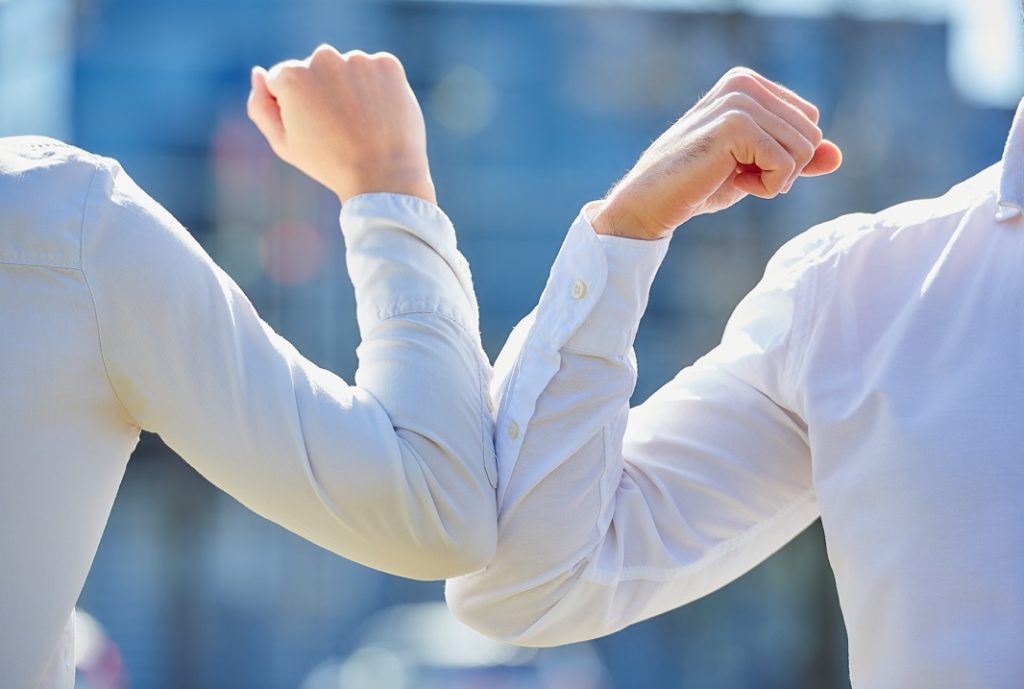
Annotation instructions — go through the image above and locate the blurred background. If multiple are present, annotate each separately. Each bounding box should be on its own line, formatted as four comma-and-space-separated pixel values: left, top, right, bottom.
1, 0, 1020, 687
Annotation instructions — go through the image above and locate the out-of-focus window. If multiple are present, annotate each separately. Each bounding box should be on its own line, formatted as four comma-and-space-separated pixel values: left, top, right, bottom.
416, 0, 1024, 108
0, 0, 74, 139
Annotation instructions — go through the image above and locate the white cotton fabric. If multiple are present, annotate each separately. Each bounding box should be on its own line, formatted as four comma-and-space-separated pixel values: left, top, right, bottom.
0, 138, 496, 689
448, 102, 1024, 688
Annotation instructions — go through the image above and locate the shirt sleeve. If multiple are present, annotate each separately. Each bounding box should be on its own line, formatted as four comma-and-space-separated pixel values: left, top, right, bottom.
446, 204, 821, 645
81, 158, 497, 581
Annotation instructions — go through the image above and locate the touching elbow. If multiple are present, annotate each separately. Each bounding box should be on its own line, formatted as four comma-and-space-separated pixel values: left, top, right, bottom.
428, 508, 497, 579
446, 578, 516, 643
399, 485, 496, 580
445, 577, 565, 648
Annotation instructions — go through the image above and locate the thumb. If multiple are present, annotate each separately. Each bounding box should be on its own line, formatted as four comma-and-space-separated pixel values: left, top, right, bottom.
247, 66, 285, 151
801, 139, 843, 177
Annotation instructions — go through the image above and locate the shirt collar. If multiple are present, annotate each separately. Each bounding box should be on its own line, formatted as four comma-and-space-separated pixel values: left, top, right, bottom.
996, 98, 1024, 222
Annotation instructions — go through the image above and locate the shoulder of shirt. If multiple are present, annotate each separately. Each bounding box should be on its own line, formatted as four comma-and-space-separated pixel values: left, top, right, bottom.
0, 136, 121, 270
765, 162, 1001, 285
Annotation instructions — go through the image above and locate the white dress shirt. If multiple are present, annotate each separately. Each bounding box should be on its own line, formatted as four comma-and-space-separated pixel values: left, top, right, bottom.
0, 137, 497, 689
448, 102, 1024, 687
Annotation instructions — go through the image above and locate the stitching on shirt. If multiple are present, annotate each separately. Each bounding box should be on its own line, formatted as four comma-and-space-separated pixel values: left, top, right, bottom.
373, 309, 475, 340
478, 354, 497, 490
561, 345, 630, 358
0, 258, 82, 270
583, 488, 818, 585
79, 162, 138, 426
597, 423, 612, 554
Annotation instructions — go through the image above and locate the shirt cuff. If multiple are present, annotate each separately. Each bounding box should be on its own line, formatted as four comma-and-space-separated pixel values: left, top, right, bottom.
534, 203, 670, 358
339, 193, 480, 338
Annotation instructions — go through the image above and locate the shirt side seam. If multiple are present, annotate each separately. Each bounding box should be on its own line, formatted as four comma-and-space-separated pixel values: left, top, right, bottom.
477, 353, 497, 489
79, 162, 139, 427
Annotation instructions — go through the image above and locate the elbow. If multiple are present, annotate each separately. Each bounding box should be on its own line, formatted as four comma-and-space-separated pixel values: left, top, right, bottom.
425, 508, 497, 579
406, 437, 498, 579
360, 435, 497, 581
394, 483, 496, 580
446, 577, 521, 645
445, 577, 575, 648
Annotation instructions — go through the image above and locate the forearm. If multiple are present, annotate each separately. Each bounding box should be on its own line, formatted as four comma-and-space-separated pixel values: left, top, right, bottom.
448, 348, 635, 644
87, 163, 496, 579
447, 207, 819, 645
447, 208, 669, 641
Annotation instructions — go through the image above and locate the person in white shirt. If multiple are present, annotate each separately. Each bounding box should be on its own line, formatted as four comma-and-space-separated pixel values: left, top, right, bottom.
1, 46, 498, 689
446, 66, 1024, 686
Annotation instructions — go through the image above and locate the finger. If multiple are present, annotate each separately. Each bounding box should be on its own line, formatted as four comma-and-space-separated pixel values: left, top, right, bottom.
247, 66, 285, 149
745, 72, 820, 126
726, 93, 817, 192
800, 139, 843, 177
730, 119, 795, 198
733, 76, 822, 156
718, 68, 821, 125
264, 58, 307, 97
311, 43, 342, 61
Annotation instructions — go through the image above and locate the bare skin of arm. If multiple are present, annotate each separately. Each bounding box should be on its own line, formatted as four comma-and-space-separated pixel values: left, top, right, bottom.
593, 66, 843, 240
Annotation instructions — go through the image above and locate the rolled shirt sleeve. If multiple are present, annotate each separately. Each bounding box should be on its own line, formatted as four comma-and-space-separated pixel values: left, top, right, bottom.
448, 205, 819, 645
82, 159, 497, 581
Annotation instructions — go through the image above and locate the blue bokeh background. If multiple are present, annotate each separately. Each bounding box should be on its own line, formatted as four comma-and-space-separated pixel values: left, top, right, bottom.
1, 1, 1017, 687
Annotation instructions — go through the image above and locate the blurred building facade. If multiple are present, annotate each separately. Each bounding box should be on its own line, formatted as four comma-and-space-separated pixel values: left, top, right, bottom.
0, 1, 1016, 688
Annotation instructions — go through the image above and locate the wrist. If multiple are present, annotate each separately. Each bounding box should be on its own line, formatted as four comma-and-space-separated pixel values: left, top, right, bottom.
332, 164, 436, 205
591, 197, 671, 241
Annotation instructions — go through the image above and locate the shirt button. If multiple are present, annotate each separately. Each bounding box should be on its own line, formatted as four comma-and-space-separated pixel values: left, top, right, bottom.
507, 421, 520, 440
571, 279, 587, 300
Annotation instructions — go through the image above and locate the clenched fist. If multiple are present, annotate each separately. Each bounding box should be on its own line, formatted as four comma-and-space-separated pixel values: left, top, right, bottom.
593, 67, 843, 240
247, 45, 435, 204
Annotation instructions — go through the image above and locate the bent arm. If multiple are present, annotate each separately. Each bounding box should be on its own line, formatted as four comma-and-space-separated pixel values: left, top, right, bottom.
447, 208, 820, 644
83, 159, 496, 580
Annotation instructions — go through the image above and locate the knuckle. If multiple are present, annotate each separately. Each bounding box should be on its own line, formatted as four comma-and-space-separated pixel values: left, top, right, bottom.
275, 64, 305, 85
719, 91, 754, 112
724, 66, 756, 84
344, 49, 371, 63
726, 72, 759, 94
372, 51, 405, 75
372, 51, 400, 65
798, 139, 816, 163
310, 44, 339, 65
717, 108, 754, 133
